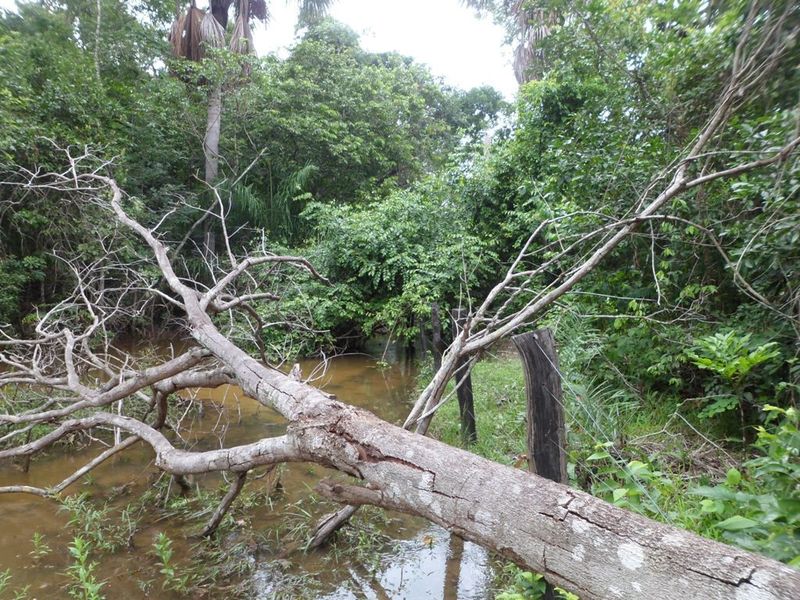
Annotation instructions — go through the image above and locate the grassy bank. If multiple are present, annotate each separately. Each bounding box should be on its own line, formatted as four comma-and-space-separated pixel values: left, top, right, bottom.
428, 350, 799, 599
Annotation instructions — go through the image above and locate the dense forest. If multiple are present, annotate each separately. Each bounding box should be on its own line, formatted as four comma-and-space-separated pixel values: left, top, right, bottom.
0, 0, 798, 598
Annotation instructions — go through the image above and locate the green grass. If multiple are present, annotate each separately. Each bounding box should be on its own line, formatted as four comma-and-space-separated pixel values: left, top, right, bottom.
426, 352, 800, 598
429, 355, 528, 465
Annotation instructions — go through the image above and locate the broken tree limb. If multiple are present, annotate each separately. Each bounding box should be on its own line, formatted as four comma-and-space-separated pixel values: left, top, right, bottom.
307, 504, 359, 549
201, 470, 248, 537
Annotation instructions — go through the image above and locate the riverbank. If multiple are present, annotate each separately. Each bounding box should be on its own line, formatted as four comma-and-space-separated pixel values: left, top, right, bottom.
428, 351, 800, 598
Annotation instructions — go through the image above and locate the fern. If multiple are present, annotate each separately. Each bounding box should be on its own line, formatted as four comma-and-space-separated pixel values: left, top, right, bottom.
223, 163, 317, 240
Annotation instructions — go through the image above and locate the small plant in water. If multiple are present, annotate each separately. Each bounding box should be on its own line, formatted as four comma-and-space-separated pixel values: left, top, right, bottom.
66, 536, 105, 600
152, 532, 191, 593
0, 569, 11, 594
60, 494, 138, 553
12, 586, 31, 600
0, 570, 30, 600
30, 532, 51, 559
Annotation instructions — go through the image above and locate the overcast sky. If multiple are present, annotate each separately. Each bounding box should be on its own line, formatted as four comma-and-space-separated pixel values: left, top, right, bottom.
255, 0, 517, 98
0, 0, 517, 98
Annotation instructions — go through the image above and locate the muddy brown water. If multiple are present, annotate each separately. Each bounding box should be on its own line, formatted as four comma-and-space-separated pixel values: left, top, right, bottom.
0, 343, 492, 599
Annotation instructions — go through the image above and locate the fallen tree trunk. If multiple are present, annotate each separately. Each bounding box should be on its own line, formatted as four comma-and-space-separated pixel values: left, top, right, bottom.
185, 284, 799, 599
189, 301, 800, 599
243, 381, 800, 600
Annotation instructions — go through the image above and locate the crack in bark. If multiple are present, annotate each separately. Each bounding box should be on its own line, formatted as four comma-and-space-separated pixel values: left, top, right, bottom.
685, 564, 757, 589
559, 492, 577, 516
430, 488, 469, 502
563, 507, 764, 591
325, 418, 437, 483
564, 508, 662, 551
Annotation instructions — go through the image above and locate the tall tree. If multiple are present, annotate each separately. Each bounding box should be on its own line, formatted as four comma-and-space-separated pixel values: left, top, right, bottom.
464, 0, 560, 83
169, 0, 333, 186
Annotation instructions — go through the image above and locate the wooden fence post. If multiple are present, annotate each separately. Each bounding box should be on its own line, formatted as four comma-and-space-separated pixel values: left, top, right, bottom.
512, 328, 567, 599
453, 308, 477, 444
431, 302, 443, 373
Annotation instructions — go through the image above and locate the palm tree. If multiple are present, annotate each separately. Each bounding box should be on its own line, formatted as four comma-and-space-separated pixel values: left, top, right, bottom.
169, 0, 333, 186
463, 0, 560, 84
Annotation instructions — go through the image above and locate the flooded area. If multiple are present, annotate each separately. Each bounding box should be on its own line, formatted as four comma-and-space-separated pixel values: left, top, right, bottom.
0, 342, 492, 599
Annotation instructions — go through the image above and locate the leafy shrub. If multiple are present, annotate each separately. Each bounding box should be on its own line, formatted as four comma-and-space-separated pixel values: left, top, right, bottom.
690, 405, 800, 565
685, 331, 780, 420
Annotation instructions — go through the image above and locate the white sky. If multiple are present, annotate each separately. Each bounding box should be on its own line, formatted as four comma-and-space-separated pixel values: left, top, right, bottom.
0, 0, 517, 99
255, 0, 516, 98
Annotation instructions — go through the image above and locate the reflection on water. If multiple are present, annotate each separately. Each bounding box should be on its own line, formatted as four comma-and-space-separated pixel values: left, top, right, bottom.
0, 343, 491, 599
254, 525, 491, 600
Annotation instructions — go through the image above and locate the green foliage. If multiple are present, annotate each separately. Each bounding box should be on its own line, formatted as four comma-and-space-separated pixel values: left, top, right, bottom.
60, 494, 138, 553
437, 0, 800, 445
0, 8, 504, 330
686, 332, 781, 385
152, 532, 191, 593
581, 444, 679, 518
690, 406, 800, 565
30, 532, 51, 559
496, 569, 577, 600
685, 331, 781, 419
572, 404, 800, 565
0, 3, 180, 329
219, 19, 501, 244
222, 164, 317, 241
65, 536, 105, 600
300, 179, 494, 343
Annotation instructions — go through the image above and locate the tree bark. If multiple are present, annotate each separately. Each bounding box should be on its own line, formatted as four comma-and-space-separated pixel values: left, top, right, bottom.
94, 0, 102, 80
204, 85, 222, 185
203, 84, 222, 257
201, 470, 247, 537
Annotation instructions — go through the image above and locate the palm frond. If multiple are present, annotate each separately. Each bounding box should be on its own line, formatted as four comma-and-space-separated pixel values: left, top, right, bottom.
178, 6, 206, 60
168, 12, 187, 57
230, 13, 256, 55
200, 10, 226, 50
297, 0, 333, 27
226, 182, 267, 227
249, 0, 269, 23
278, 163, 316, 194
224, 164, 317, 240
